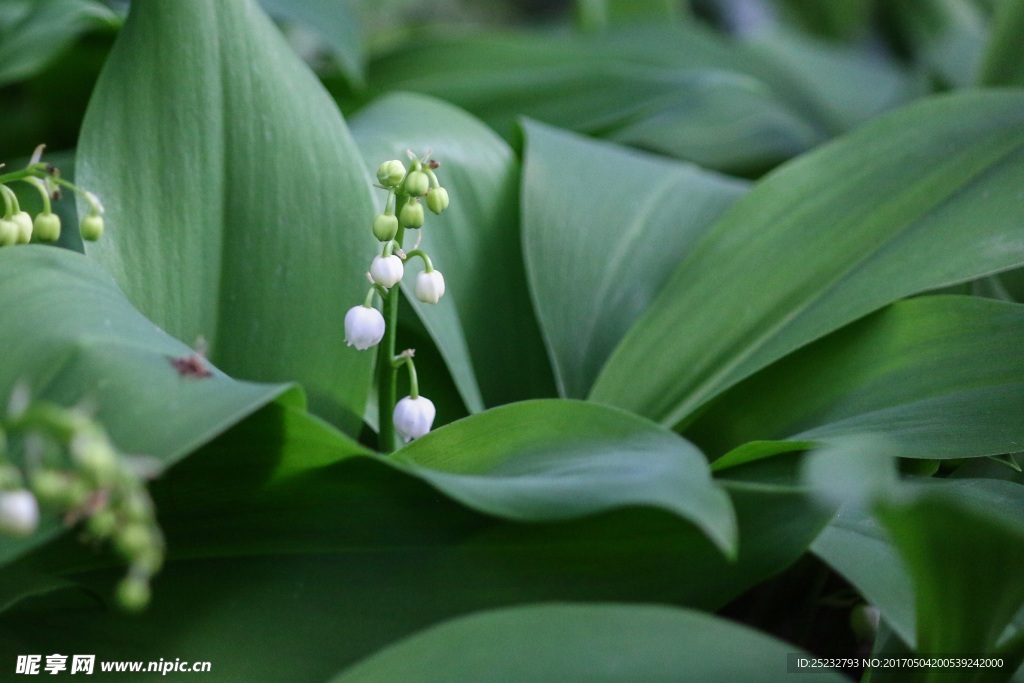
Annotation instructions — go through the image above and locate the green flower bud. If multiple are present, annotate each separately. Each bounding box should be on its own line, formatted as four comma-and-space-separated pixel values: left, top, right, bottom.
399, 200, 424, 229
372, 213, 399, 242
116, 575, 151, 612
13, 211, 33, 243
80, 214, 104, 241
87, 509, 118, 538
405, 170, 430, 197
133, 548, 164, 574
115, 522, 153, 559
71, 432, 120, 486
426, 187, 449, 215
31, 470, 89, 506
0, 219, 17, 247
123, 491, 154, 522
33, 212, 61, 242
377, 160, 406, 187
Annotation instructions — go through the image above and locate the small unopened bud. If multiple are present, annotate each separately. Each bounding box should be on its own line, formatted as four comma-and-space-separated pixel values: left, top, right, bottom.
31, 470, 88, 506
0, 219, 17, 246
71, 432, 120, 485
87, 509, 118, 538
116, 575, 151, 612
405, 170, 430, 197
393, 395, 436, 443
426, 187, 449, 215
115, 522, 153, 559
80, 214, 104, 241
399, 201, 424, 229
33, 212, 61, 242
0, 489, 40, 536
372, 213, 399, 242
370, 255, 404, 288
344, 305, 386, 350
377, 160, 406, 187
415, 269, 445, 304
13, 211, 33, 243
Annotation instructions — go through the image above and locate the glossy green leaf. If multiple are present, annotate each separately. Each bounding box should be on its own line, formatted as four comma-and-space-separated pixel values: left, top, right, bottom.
1, 403, 827, 679
979, 0, 1024, 86
885, 0, 987, 88
391, 399, 736, 555
691, 296, 1024, 463
329, 604, 849, 683
364, 34, 822, 171
522, 121, 748, 398
350, 93, 554, 411
811, 501, 917, 648
776, 0, 874, 40
877, 479, 1024, 659
76, 0, 376, 433
0, 246, 292, 566
576, 0, 686, 31
600, 23, 916, 136
0, 0, 118, 87
258, 0, 364, 88
742, 29, 924, 134
592, 91, 1024, 428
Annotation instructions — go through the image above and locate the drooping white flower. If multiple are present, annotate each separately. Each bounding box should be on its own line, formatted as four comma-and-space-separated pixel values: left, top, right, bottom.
344, 305, 385, 350
415, 269, 445, 304
370, 255, 404, 289
0, 489, 40, 536
393, 395, 436, 443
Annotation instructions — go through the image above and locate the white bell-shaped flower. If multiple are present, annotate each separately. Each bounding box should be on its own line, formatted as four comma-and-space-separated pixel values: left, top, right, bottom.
344, 305, 385, 350
415, 269, 445, 304
393, 395, 436, 443
0, 489, 39, 536
370, 255, 404, 289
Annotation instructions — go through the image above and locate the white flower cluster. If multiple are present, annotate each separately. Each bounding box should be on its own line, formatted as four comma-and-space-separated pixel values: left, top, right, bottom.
344, 153, 453, 445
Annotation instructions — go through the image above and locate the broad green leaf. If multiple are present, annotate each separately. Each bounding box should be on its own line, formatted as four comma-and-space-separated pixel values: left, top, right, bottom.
602, 70, 822, 172
76, 0, 376, 434
258, 0, 364, 88
522, 121, 748, 398
690, 296, 1024, 463
979, 0, 1024, 86
391, 399, 736, 556
363, 33, 821, 172
776, 0, 873, 40
576, 0, 686, 31
592, 91, 1024, 428
350, 93, 554, 411
601, 23, 916, 136
328, 604, 849, 683
1, 405, 827, 678
876, 479, 1024, 660
812, 502, 917, 648
0, 0, 118, 88
0, 246, 292, 567
884, 0, 987, 88
742, 28, 924, 134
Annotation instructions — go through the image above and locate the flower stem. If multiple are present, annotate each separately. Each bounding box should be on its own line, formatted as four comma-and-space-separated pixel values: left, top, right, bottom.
376, 202, 408, 453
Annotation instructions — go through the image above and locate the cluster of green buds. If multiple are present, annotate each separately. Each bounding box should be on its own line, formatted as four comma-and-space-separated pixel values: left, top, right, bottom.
0, 385, 164, 612
344, 151, 450, 447
0, 145, 105, 246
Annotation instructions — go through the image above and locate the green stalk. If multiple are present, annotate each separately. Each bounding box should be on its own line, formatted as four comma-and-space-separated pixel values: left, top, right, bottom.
375, 202, 407, 453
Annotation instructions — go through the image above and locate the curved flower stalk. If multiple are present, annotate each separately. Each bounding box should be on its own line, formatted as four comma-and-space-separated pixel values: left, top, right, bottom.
0, 385, 164, 612
343, 151, 451, 451
0, 145, 105, 246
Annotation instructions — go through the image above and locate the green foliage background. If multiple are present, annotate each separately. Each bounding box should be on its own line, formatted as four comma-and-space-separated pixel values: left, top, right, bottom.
1, 0, 1023, 681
